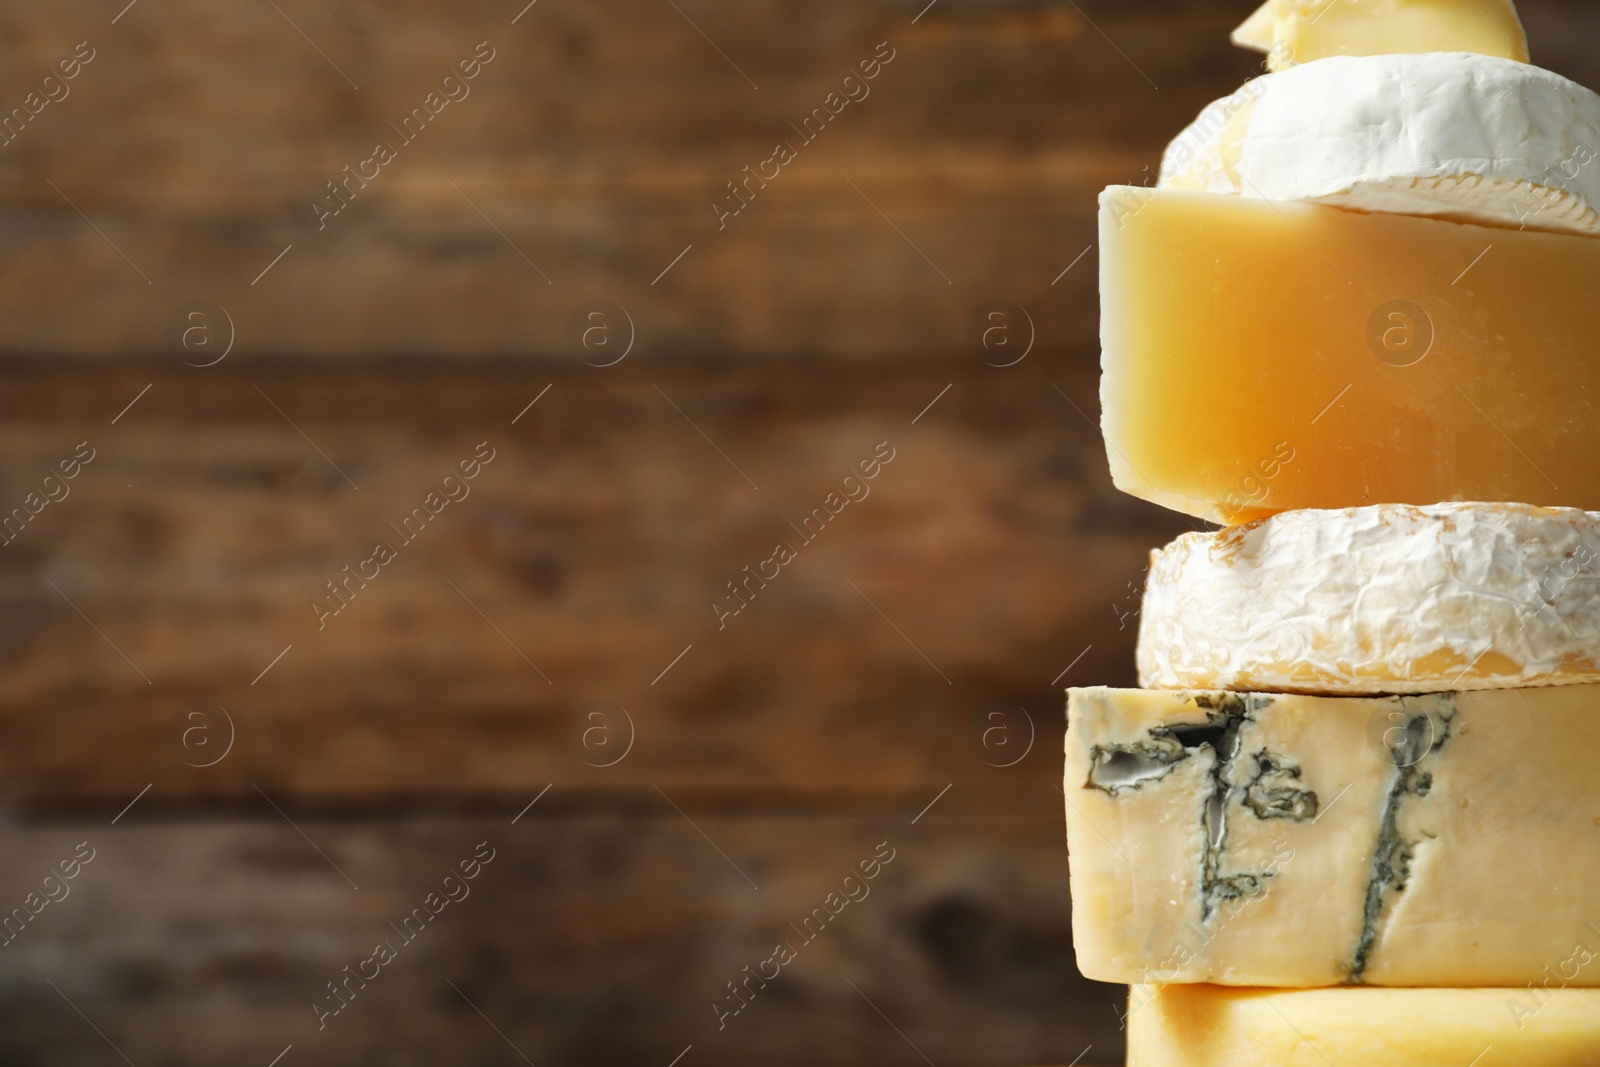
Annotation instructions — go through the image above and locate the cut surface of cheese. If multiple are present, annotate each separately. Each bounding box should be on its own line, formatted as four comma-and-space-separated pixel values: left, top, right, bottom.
1160, 54, 1600, 235
1065, 686, 1600, 987
1128, 984, 1600, 1067
1138, 502, 1600, 695
1232, 0, 1529, 72
1098, 187, 1600, 525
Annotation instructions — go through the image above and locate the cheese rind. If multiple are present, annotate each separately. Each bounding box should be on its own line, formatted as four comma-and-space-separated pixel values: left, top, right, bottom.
1231, 0, 1530, 72
1128, 984, 1600, 1067
1161, 54, 1600, 235
1098, 187, 1600, 524
1065, 686, 1600, 987
1138, 502, 1600, 695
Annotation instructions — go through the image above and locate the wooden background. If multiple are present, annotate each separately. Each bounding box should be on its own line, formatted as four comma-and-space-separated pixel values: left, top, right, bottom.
0, 1, 1595, 1064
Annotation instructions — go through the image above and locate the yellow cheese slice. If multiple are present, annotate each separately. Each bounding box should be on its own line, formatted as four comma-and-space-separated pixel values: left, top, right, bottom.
1233, 0, 1530, 72
1098, 187, 1600, 525
1138, 502, 1600, 695
1128, 984, 1600, 1066
1231, 3, 1278, 52
1065, 686, 1600, 987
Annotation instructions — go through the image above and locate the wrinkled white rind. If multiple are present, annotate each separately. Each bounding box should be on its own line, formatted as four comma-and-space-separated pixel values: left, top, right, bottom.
1160, 53, 1600, 235
1138, 502, 1600, 695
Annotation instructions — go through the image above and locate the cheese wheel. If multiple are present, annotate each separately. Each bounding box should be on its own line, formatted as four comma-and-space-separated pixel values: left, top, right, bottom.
1097, 189, 1600, 524
1160, 53, 1600, 235
1137, 502, 1600, 695
1128, 984, 1600, 1067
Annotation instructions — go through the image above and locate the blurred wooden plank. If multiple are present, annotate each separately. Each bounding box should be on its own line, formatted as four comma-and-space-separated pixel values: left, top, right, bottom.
0, 806, 1125, 1066
0, 2, 1594, 359
0, 0, 1256, 360
0, 0, 1591, 360
0, 356, 1190, 806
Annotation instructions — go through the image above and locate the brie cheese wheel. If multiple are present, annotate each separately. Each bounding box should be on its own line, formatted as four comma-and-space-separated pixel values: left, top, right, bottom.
1232, 0, 1530, 73
1160, 53, 1600, 235
1137, 503, 1600, 695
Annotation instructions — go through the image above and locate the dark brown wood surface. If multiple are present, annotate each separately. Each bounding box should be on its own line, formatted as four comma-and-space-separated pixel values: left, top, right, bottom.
0, 354, 1173, 1066
0, 356, 1165, 1064
0, 357, 1182, 806
0, 810, 1128, 1067
2, 0, 1583, 363
1, 0, 1596, 1064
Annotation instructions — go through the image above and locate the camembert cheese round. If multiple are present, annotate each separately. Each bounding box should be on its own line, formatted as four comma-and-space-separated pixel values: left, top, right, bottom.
1138, 502, 1600, 694
1160, 52, 1600, 235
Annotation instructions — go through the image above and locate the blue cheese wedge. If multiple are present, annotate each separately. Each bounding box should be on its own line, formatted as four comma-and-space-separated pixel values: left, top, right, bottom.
1065, 686, 1600, 987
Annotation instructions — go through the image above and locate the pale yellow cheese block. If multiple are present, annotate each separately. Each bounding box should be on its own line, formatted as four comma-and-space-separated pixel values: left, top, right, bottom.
1098, 187, 1600, 525
1233, 0, 1529, 72
1065, 686, 1600, 987
1128, 984, 1600, 1067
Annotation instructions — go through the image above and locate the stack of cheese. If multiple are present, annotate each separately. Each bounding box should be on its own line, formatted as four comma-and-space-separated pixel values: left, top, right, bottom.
1066, 2, 1600, 1064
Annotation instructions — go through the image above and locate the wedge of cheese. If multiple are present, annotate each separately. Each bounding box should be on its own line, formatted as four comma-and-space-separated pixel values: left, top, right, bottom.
1128, 984, 1600, 1067
1099, 187, 1600, 524
1233, 0, 1530, 72
1138, 502, 1600, 694
1065, 686, 1600, 987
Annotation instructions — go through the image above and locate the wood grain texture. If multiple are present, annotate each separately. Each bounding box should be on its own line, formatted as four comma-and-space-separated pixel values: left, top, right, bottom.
0, 356, 1188, 807
3, 2, 1596, 1064
0, 809, 1126, 1067
0, 354, 1165, 1061
0, 0, 1244, 360
0, 1, 1592, 357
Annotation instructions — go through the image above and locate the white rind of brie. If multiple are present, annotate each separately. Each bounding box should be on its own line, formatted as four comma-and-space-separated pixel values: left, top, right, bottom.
1138, 502, 1600, 695
1160, 53, 1600, 235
